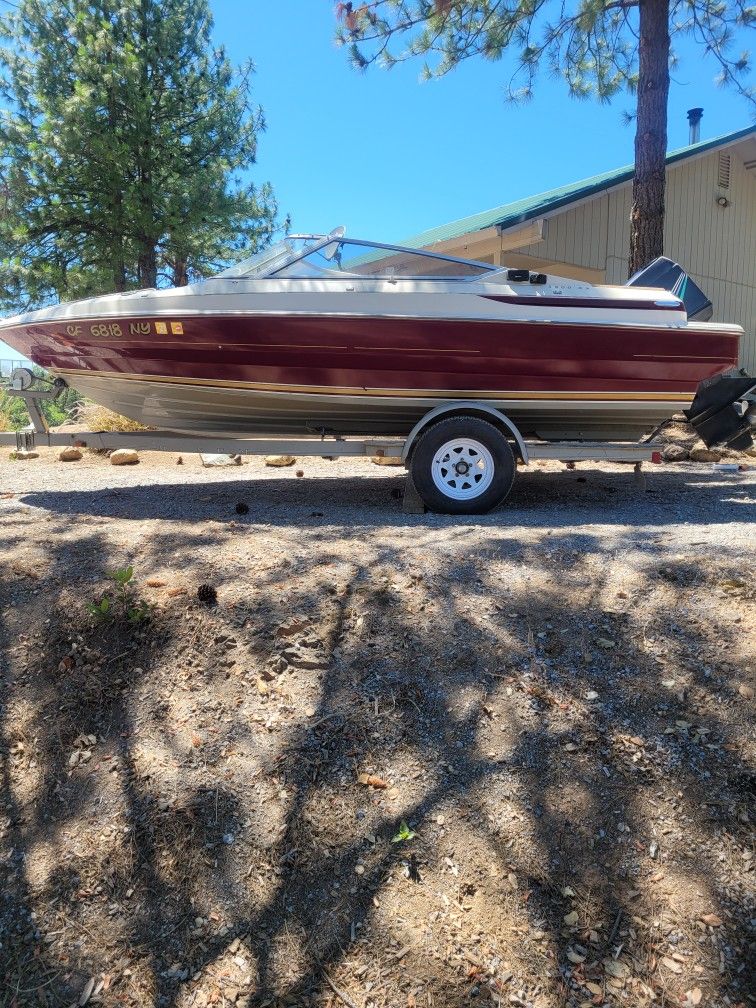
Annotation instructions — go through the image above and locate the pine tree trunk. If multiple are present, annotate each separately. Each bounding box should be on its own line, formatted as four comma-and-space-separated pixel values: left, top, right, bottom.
172, 258, 188, 286
138, 247, 157, 288
112, 221, 127, 293
106, 77, 127, 293
628, 0, 670, 277
136, 0, 157, 291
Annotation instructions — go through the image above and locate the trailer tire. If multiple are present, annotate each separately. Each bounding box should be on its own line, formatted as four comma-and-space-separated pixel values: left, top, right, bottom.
410, 415, 516, 514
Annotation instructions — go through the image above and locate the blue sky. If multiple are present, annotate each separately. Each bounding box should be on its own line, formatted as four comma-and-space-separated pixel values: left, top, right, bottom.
215, 0, 754, 241
1, 0, 753, 360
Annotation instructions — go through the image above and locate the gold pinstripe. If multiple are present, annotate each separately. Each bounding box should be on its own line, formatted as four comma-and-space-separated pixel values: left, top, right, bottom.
53, 367, 695, 402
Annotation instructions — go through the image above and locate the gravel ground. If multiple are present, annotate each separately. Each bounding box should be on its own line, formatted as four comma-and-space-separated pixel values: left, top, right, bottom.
0, 449, 754, 1008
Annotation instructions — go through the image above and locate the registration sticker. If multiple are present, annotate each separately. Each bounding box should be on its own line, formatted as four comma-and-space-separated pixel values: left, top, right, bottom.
155, 321, 168, 335
170, 321, 184, 335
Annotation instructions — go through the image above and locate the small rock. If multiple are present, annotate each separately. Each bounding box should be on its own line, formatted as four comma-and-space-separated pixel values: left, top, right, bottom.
585, 690, 600, 701
595, 637, 615, 649
265, 454, 296, 467
282, 644, 324, 670
9, 449, 39, 460
296, 469, 304, 478
276, 617, 311, 639
59, 446, 83, 461
738, 684, 754, 700
662, 443, 689, 462
110, 448, 139, 466
689, 445, 722, 463
200, 453, 241, 467
357, 772, 388, 789
370, 455, 403, 466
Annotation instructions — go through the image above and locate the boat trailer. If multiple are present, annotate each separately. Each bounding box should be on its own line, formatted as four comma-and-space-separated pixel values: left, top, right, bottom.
2, 368, 753, 514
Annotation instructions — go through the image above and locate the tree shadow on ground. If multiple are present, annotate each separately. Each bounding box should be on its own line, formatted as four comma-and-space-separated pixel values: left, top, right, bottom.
15, 463, 755, 530
0, 516, 754, 1007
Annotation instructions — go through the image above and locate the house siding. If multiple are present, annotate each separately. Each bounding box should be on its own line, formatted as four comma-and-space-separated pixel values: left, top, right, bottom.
505, 143, 756, 372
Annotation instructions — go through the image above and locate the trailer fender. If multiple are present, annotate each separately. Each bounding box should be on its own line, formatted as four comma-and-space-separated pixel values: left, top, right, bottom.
401, 401, 529, 465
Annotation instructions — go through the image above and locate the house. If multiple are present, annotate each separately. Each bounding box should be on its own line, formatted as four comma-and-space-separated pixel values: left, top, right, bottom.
406, 121, 756, 372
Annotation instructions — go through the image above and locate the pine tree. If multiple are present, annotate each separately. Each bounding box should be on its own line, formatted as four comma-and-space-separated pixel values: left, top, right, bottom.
336, 0, 755, 275
0, 0, 276, 309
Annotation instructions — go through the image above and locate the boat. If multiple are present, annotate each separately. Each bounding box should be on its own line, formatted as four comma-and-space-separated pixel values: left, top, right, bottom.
0, 228, 750, 442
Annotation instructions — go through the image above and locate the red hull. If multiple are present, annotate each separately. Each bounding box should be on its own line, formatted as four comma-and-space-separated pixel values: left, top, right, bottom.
2, 313, 740, 395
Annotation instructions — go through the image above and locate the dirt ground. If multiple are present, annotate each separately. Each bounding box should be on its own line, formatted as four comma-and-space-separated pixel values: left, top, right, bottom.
0, 449, 754, 1008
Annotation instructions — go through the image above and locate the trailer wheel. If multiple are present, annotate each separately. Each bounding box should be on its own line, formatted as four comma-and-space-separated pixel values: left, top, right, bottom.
410, 415, 516, 514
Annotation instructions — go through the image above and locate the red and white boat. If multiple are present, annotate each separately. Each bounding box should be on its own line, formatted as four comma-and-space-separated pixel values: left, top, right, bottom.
0, 229, 751, 443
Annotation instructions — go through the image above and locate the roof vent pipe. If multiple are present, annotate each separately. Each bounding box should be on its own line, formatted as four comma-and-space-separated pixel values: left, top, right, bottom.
687, 107, 703, 145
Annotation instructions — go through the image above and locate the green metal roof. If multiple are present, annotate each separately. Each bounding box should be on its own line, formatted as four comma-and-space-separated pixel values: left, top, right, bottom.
404, 123, 756, 249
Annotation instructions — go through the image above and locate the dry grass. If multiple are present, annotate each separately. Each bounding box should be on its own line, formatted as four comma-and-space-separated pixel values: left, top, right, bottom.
79, 401, 152, 432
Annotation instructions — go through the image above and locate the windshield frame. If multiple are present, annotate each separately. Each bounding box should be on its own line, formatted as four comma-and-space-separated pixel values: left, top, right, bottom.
269, 237, 499, 281
215, 233, 499, 281
213, 233, 334, 279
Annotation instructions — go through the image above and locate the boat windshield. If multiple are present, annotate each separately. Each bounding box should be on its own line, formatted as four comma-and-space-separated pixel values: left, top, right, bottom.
271, 239, 496, 280
214, 235, 327, 279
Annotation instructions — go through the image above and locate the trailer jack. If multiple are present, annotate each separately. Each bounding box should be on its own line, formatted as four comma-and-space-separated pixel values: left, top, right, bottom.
5, 367, 69, 445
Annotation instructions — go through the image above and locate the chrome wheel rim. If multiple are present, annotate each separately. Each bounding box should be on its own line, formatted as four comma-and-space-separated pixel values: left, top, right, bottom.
430, 437, 495, 501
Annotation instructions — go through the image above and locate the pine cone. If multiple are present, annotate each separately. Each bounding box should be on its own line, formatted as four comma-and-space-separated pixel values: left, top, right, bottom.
197, 584, 217, 605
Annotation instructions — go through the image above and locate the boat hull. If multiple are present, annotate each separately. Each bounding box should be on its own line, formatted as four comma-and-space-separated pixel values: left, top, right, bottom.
55, 370, 691, 439
0, 309, 741, 439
